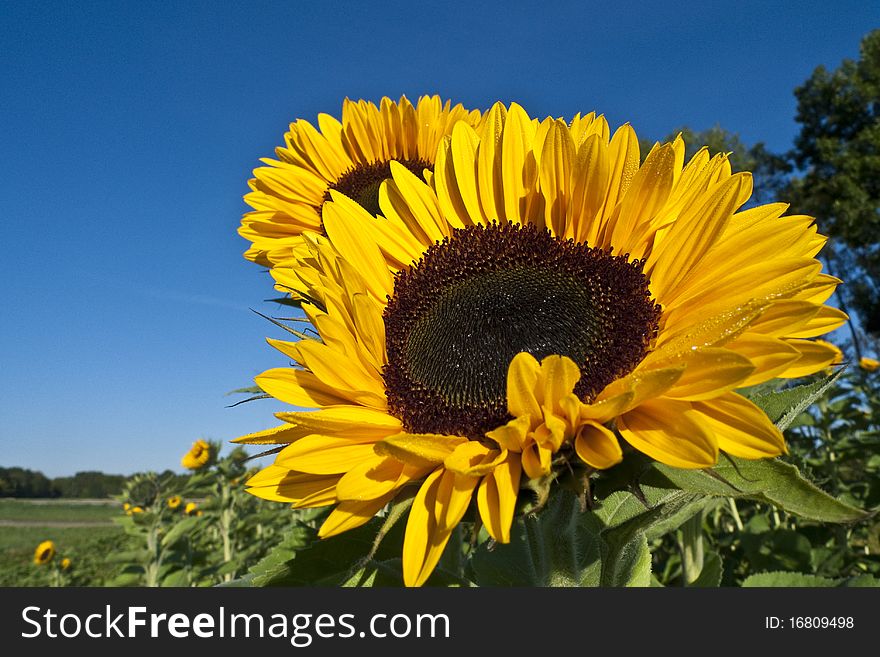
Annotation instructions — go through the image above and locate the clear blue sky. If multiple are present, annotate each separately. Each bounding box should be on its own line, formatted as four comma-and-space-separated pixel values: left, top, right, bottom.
1, 1, 877, 478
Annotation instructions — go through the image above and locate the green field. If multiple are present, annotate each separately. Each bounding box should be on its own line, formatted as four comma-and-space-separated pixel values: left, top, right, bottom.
0, 498, 119, 523
0, 499, 130, 586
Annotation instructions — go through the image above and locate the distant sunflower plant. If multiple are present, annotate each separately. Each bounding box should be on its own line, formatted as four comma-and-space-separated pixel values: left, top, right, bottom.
235, 102, 870, 588
182, 439, 214, 471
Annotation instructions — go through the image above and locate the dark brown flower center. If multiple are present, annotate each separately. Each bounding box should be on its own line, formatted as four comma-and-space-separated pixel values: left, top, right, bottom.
324, 158, 433, 218
383, 222, 661, 440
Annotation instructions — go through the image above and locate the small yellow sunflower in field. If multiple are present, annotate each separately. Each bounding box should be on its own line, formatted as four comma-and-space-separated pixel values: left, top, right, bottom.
239, 103, 846, 586
60, 557, 71, 571
128, 506, 144, 515
860, 356, 880, 372
184, 502, 202, 516
181, 439, 212, 470
238, 95, 482, 267
34, 540, 55, 565
167, 495, 182, 509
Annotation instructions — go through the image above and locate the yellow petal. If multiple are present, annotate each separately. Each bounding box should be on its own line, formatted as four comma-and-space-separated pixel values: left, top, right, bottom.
666, 258, 821, 322
450, 122, 484, 223
649, 174, 749, 299
255, 368, 351, 408
780, 339, 844, 378
272, 408, 400, 441
506, 352, 541, 418
786, 305, 848, 339
521, 442, 552, 479
275, 435, 379, 474
434, 469, 479, 532
580, 390, 635, 423
538, 354, 581, 413
609, 143, 676, 258
500, 103, 538, 224
662, 348, 755, 401
618, 399, 718, 468
598, 124, 640, 234
723, 334, 802, 386
595, 365, 685, 411
318, 494, 395, 539
374, 433, 467, 467
574, 421, 623, 469
690, 393, 786, 459
477, 454, 522, 543
322, 193, 394, 299
747, 300, 822, 337
402, 469, 447, 587
233, 423, 309, 445
571, 133, 610, 244
335, 456, 405, 501
538, 119, 576, 236
444, 442, 506, 477
486, 414, 531, 452
476, 102, 507, 223
654, 298, 768, 353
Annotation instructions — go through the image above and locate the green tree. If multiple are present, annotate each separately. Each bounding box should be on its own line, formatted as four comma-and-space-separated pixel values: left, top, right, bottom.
787, 29, 880, 340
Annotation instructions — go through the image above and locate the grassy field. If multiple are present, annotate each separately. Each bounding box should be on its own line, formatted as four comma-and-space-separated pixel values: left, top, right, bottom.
0, 498, 130, 586
0, 498, 118, 523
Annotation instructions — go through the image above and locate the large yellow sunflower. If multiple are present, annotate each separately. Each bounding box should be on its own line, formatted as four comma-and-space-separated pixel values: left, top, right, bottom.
238, 95, 482, 267
238, 102, 846, 586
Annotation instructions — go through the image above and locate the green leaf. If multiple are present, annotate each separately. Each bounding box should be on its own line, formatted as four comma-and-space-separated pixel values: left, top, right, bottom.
742, 571, 839, 587
248, 524, 314, 586
248, 517, 409, 586
215, 573, 255, 587
600, 530, 651, 586
109, 573, 142, 587
746, 370, 843, 430
160, 517, 201, 547
647, 456, 870, 523
105, 549, 151, 564
160, 569, 190, 587
840, 574, 880, 587
689, 550, 723, 587
741, 529, 813, 573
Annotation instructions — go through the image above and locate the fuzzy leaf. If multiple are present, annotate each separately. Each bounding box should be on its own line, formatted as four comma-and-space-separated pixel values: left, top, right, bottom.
745, 370, 843, 430
647, 456, 870, 523
470, 489, 603, 586
742, 571, 838, 587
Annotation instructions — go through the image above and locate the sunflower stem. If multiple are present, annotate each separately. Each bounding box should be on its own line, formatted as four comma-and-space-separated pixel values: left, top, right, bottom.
364, 493, 415, 564
728, 498, 744, 531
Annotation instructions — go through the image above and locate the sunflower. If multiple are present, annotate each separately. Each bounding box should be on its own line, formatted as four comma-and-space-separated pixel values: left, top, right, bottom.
184, 502, 202, 516
34, 540, 55, 565
861, 356, 880, 372
167, 495, 182, 509
181, 439, 212, 470
60, 557, 71, 571
238, 95, 482, 267
238, 102, 846, 586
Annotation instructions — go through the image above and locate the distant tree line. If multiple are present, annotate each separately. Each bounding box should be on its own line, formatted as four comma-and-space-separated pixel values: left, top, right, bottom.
0, 467, 190, 499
